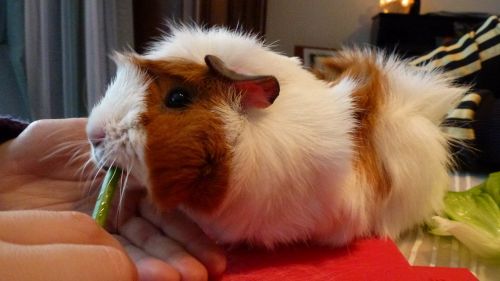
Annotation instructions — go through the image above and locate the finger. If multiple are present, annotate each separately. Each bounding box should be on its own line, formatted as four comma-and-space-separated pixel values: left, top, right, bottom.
0, 210, 123, 251
21, 118, 88, 142
139, 200, 227, 276
0, 240, 137, 281
119, 216, 209, 281
106, 188, 146, 232
114, 235, 181, 281
137, 258, 182, 281
14, 118, 89, 166
114, 235, 148, 261
24, 119, 97, 185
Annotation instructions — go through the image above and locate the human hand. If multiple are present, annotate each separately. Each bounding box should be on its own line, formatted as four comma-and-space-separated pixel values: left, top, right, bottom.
0, 210, 137, 281
0, 118, 226, 281
0, 118, 100, 211
117, 198, 226, 281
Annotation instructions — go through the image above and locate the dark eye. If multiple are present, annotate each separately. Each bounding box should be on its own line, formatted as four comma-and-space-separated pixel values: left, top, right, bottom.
165, 88, 192, 108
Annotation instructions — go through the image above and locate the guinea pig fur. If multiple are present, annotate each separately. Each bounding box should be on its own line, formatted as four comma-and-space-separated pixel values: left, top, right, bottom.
87, 26, 465, 248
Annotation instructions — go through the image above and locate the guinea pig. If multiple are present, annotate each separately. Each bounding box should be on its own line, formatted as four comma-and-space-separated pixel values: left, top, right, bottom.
86, 26, 465, 248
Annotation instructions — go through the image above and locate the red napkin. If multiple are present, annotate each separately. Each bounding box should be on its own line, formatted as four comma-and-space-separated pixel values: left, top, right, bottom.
221, 238, 477, 281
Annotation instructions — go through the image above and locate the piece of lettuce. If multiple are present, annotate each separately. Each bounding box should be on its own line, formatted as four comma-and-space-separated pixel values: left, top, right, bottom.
428, 172, 500, 259
92, 167, 122, 227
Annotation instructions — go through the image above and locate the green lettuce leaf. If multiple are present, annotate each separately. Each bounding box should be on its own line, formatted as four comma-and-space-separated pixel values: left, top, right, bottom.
428, 171, 500, 259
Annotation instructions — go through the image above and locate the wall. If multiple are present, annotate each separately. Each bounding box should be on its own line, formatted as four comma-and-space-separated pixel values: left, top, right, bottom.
266, 0, 500, 56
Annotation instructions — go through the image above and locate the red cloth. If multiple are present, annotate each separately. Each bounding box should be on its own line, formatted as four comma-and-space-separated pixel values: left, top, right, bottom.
221, 239, 477, 281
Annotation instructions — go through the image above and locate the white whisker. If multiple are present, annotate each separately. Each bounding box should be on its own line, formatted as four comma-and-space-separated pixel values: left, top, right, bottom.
74, 156, 95, 180
40, 140, 87, 162
80, 157, 99, 197
43, 127, 69, 140
117, 161, 133, 228
88, 152, 115, 196
66, 148, 91, 172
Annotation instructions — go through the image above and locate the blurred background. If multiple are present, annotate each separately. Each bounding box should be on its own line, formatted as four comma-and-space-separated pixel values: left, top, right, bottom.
1, 0, 499, 121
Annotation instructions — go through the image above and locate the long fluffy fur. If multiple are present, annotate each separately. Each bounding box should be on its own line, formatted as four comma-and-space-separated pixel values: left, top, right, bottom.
90, 26, 465, 248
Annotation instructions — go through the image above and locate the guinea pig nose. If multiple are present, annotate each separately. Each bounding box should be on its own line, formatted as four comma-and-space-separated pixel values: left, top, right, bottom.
89, 127, 106, 147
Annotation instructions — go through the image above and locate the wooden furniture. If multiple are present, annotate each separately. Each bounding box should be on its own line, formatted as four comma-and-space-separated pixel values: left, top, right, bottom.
371, 13, 489, 57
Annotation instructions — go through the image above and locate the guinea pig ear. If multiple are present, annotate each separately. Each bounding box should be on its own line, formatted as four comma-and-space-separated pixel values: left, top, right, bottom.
204, 55, 280, 109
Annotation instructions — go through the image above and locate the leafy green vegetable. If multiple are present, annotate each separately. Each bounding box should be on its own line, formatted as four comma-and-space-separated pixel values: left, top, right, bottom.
483, 172, 500, 207
92, 167, 122, 227
428, 171, 500, 259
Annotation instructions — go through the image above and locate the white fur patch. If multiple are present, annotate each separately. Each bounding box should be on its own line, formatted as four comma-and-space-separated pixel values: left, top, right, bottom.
371, 55, 464, 237
87, 56, 150, 185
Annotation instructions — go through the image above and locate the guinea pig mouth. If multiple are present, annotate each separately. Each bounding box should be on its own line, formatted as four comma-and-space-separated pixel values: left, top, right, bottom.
90, 140, 148, 189
91, 141, 125, 171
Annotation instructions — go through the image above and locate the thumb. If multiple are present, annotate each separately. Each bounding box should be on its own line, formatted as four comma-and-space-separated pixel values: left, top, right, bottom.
0, 240, 138, 281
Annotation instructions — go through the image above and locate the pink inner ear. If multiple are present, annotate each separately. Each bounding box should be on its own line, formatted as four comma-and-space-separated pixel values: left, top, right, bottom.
235, 78, 280, 109
204, 55, 280, 109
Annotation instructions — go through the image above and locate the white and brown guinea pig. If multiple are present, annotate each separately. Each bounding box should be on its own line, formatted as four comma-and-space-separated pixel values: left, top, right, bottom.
87, 26, 465, 248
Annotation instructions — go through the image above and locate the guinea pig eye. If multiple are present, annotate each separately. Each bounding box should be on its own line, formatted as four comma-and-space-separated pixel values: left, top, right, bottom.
165, 88, 192, 108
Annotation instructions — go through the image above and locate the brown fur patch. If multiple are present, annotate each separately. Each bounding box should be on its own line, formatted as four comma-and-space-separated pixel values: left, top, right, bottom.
132, 57, 232, 213
318, 52, 392, 197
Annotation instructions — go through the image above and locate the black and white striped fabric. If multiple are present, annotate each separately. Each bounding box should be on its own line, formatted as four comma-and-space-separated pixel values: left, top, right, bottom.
411, 15, 500, 85
440, 91, 481, 142
410, 15, 500, 171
